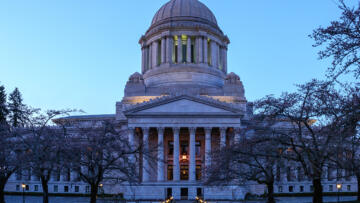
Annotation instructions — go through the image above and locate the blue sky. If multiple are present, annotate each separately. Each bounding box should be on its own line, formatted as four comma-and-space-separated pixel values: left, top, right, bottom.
0, 0, 357, 115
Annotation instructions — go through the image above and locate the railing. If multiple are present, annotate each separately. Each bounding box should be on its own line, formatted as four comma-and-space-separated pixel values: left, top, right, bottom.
161, 196, 174, 203
195, 196, 207, 203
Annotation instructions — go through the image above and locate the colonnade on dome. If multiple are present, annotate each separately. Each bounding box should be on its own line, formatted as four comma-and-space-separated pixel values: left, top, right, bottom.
140, 32, 228, 74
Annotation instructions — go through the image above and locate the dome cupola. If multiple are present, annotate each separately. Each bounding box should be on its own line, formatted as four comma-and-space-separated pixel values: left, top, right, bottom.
138, 0, 230, 89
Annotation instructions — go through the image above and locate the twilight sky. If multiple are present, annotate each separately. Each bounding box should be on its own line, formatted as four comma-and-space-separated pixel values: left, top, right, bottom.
0, 0, 357, 115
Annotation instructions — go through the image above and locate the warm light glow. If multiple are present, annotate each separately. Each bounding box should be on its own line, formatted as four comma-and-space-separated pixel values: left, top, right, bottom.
21, 184, 26, 188
337, 183, 342, 189
182, 155, 187, 160
99, 184, 103, 187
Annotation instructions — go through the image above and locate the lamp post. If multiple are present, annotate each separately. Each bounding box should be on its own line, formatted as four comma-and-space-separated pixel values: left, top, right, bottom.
336, 183, 342, 203
21, 183, 26, 203
99, 184, 103, 199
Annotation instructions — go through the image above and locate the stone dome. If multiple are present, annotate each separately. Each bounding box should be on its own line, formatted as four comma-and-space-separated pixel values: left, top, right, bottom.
151, 0, 218, 27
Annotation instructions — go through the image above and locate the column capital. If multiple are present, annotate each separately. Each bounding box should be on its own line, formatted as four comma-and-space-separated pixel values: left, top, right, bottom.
188, 127, 197, 134
204, 127, 212, 134
142, 127, 150, 135
157, 127, 165, 135
173, 127, 180, 135
220, 127, 227, 133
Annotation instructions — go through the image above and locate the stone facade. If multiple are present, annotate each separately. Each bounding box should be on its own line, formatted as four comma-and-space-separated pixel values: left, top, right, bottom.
4, 0, 359, 201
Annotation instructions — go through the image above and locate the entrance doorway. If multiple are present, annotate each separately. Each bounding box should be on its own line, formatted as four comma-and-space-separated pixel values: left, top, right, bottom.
180, 188, 188, 200
166, 188, 172, 198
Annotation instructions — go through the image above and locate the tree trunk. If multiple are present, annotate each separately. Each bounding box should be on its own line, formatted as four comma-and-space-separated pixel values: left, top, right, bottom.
40, 177, 49, 203
312, 178, 323, 203
357, 176, 360, 201
90, 184, 98, 203
0, 181, 5, 203
266, 182, 276, 203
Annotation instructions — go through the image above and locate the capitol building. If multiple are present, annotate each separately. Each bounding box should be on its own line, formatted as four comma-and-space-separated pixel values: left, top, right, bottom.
4, 0, 358, 201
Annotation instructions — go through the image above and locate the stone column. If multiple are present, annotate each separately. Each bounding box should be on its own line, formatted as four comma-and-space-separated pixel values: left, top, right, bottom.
196, 36, 203, 64
161, 38, 166, 64
205, 127, 212, 168
142, 128, 150, 182
148, 43, 152, 70
177, 36, 182, 63
234, 127, 241, 144
128, 128, 135, 162
144, 47, 149, 71
220, 127, 226, 148
153, 41, 159, 67
211, 41, 218, 68
141, 47, 145, 73
189, 127, 196, 181
224, 47, 228, 73
128, 128, 135, 147
157, 128, 165, 182
217, 43, 220, 69
187, 36, 191, 63
166, 36, 173, 64
203, 37, 208, 65
173, 127, 180, 181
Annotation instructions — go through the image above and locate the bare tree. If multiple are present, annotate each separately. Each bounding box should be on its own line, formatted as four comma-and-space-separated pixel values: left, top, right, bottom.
255, 79, 350, 203
0, 124, 23, 203
311, 0, 360, 80
332, 85, 360, 200
64, 121, 141, 203
20, 109, 75, 203
205, 123, 284, 203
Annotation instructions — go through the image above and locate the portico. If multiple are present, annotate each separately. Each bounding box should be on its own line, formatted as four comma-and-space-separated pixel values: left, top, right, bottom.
124, 94, 243, 184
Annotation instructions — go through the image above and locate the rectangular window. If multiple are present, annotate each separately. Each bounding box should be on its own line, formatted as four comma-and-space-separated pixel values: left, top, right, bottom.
64, 186, 69, 192
16, 185, 20, 191
197, 188, 203, 197
75, 186, 79, 193
195, 141, 201, 156
300, 186, 304, 192
85, 186, 90, 193
167, 165, 173, 181
310, 185, 314, 192
289, 186, 294, 192
196, 165, 202, 180
25, 185, 29, 191
34, 185, 39, 192
278, 186, 283, 193
168, 141, 174, 155
329, 185, 333, 192
347, 185, 351, 191
180, 165, 189, 180
181, 141, 188, 155
54, 185, 58, 193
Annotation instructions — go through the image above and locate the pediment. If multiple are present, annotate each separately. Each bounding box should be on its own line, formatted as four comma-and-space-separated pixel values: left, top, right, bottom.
124, 95, 243, 116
